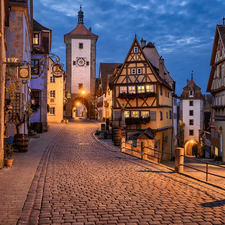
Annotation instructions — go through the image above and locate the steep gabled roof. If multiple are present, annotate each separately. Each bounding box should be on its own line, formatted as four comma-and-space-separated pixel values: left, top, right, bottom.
33, 19, 51, 31
180, 79, 204, 100
207, 25, 225, 92
111, 37, 173, 90
99, 63, 122, 94
64, 23, 98, 40
137, 127, 155, 139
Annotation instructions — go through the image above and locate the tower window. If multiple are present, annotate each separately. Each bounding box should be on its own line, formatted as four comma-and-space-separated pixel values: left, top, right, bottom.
189, 100, 194, 106
73, 61, 76, 65
86, 61, 89, 66
189, 119, 194, 125
189, 110, 194, 116
79, 43, 83, 49
79, 83, 83, 89
189, 90, 194, 97
189, 130, 194, 136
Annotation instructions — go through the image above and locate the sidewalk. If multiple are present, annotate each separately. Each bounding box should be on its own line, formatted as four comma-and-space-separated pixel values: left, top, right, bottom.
0, 123, 65, 225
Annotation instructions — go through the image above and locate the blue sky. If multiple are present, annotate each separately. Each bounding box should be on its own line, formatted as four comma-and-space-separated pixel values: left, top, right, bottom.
34, 0, 225, 96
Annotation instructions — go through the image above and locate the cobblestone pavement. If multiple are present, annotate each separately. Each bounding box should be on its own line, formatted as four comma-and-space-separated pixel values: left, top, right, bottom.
14, 120, 225, 224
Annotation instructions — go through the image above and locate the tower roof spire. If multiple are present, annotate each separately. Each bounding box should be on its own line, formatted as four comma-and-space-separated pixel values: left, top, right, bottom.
191, 70, 193, 80
78, 5, 84, 24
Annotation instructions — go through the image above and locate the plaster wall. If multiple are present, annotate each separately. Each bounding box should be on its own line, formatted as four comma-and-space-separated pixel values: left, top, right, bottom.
71, 39, 91, 94
182, 99, 202, 143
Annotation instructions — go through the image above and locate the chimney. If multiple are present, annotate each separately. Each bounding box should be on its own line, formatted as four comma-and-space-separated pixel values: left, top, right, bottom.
159, 57, 164, 79
140, 38, 146, 48
89, 27, 92, 32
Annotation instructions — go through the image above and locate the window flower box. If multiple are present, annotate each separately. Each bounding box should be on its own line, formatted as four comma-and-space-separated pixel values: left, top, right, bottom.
212, 105, 225, 111
118, 92, 156, 100
125, 116, 150, 125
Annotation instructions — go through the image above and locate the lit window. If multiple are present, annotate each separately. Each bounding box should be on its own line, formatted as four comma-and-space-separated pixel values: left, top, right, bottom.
146, 85, 154, 92
138, 86, 145, 93
131, 68, 136, 74
120, 86, 127, 93
50, 90, 55, 98
131, 111, 139, 118
134, 47, 138, 53
33, 33, 39, 45
49, 107, 55, 115
50, 76, 55, 83
137, 68, 142, 74
128, 86, 136, 94
141, 111, 149, 118
189, 130, 194, 136
124, 111, 130, 118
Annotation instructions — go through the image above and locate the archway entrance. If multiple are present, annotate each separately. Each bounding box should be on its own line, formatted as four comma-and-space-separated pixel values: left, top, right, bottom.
72, 97, 89, 119
184, 140, 198, 156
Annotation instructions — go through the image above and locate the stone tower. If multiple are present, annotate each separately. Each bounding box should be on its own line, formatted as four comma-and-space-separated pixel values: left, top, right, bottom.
64, 6, 98, 118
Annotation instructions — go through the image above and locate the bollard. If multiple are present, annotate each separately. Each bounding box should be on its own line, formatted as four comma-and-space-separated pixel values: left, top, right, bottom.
141, 142, 148, 160
121, 137, 126, 153
175, 147, 184, 173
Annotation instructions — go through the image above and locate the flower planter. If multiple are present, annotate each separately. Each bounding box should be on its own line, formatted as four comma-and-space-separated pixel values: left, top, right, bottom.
4, 158, 13, 167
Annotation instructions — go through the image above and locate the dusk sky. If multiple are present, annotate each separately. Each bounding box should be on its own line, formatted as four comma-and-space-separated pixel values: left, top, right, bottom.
34, 0, 225, 96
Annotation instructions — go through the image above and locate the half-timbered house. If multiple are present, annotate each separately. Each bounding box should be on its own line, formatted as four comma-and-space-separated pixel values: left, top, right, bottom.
207, 24, 225, 162
110, 37, 175, 159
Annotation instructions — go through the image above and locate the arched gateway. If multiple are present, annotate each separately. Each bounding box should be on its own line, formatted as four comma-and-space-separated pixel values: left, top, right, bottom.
64, 6, 98, 119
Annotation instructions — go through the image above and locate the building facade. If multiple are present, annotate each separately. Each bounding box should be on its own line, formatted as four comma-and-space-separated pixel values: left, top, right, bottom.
207, 24, 225, 161
30, 19, 51, 132
64, 6, 98, 119
110, 37, 176, 160
180, 77, 204, 155
47, 57, 65, 123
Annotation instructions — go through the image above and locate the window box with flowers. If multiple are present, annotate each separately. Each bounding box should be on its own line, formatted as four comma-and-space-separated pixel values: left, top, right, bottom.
97, 101, 103, 107
125, 116, 150, 125
118, 92, 156, 100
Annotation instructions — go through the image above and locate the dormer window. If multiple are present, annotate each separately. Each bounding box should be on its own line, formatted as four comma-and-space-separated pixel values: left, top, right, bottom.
134, 47, 138, 53
33, 33, 39, 45
189, 90, 194, 97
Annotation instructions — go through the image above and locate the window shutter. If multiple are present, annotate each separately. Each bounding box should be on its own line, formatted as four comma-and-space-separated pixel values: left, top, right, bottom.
150, 111, 156, 121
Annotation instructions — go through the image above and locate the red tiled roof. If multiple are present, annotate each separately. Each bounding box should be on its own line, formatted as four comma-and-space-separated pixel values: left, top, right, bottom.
64, 24, 98, 39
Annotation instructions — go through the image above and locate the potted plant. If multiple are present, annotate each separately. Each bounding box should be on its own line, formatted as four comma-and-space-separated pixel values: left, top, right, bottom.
4, 143, 17, 167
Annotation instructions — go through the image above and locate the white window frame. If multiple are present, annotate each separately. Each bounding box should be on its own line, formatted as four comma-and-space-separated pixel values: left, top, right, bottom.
128, 86, 136, 94
189, 90, 194, 97
50, 90, 55, 98
137, 68, 142, 74
131, 111, 139, 118
120, 86, 127, 93
49, 107, 55, 115
50, 76, 55, 83
141, 111, 149, 118
146, 85, 154, 92
124, 111, 130, 118
134, 47, 138, 53
138, 86, 145, 93
131, 68, 136, 74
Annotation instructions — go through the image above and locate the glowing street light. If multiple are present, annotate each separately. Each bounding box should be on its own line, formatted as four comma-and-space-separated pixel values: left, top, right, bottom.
77, 102, 80, 106
81, 90, 86, 94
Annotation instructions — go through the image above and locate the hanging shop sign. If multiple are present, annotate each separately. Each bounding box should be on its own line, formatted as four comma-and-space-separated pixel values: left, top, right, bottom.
17, 66, 31, 79
52, 63, 63, 77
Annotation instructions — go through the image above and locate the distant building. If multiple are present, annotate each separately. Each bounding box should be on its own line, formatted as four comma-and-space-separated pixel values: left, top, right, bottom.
179, 77, 204, 155
64, 6, 98, 119
30, 19, 52, 132
47, 57, 65, 123
207, 24, 225, 161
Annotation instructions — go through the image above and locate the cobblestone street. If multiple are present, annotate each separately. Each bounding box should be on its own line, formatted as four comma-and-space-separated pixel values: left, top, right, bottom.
1, 120, 225, 225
